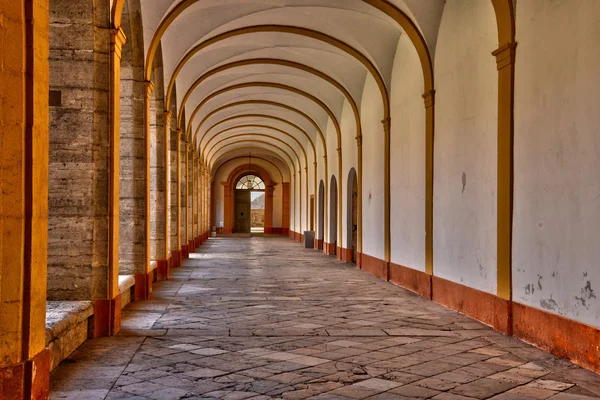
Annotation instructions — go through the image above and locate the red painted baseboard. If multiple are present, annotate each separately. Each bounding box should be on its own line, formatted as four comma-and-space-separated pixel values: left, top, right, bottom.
360, 253, 388, 280
512, 302, 600, 374
432, 276, 511, 334
354, 251, 599, 373
0, 348, 50, 400
315, 239, 323, 250
134, 272, 153, 301
323, 242, 336, 256
389, 262, 432, 299
93, 295, 121, 337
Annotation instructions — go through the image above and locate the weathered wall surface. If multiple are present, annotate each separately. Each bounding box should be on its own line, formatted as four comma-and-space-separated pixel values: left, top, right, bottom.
47, 0, 110, 300
513, 0, 600, 328
360, 75, 385, 260
149, 46, 165, 265
119, 1, 145, 275
340, 100, 358, 249
433, 0, 498, 294
389, 34, 426, 271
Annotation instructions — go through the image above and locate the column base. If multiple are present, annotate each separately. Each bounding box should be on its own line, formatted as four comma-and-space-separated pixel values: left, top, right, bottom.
134, 272, 153, 301
181, 244, 189, 259
156, 259, 170, 281
323, 242, 336, 256
92, 295, 121, 337
0, 349, 50, 400
339, 247, 354, 263
314, 239, 323, 250
188, 239, 195, 253
175, 250, 181, 266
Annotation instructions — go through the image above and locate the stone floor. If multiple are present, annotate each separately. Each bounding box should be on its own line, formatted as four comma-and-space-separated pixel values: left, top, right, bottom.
50, 236, 600, 400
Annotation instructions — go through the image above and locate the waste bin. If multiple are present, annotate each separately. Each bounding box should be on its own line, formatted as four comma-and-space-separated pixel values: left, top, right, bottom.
303, 231, 315, 248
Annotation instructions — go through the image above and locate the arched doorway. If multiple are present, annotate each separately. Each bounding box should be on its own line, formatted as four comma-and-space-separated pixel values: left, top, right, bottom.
316, 180, 325, 249
346, 168, 358, 263
328, 175, 338, 255
234, 174, 266, 233
223, 164, 274, 234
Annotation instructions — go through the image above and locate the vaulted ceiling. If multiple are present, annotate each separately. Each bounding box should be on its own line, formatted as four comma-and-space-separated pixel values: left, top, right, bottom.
131, 0, 445, 175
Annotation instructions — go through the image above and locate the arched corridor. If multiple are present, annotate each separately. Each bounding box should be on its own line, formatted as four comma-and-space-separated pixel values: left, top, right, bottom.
2, 0, 600, 398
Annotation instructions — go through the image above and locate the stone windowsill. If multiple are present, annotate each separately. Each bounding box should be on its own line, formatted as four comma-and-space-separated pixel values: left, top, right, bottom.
45, 301, 94, 346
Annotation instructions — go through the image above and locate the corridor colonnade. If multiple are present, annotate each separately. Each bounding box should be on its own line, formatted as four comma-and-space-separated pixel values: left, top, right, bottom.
1, 0, 600, 398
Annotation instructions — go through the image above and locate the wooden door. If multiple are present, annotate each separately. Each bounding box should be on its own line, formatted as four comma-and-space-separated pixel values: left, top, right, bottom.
234, 190, 251, 233
352, 181, 358, 263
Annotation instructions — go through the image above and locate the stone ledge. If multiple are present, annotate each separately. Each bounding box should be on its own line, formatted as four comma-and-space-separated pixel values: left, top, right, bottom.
45, 301, 94, 370
119, 275, 135, 309
118, 274, 135, 295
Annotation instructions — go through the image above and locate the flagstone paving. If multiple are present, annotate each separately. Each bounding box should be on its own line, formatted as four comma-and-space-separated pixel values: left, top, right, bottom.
50, 236, 600, 400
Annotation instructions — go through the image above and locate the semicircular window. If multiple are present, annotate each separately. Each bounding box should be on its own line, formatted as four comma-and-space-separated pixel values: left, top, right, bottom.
236, 174, 265, 190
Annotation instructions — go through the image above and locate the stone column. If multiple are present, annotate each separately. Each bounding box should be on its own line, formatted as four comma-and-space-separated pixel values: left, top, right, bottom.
163, 110, 172, 274
191, 152, 196, 245
355, 135, 363, 267
136, 80, 154, 300
180, 139, 188, 257
0, 0, 51, 397
282, 183, 290, 234
48, 0, 116, 335
423, 91, 435, 277
382, 117, 391, 263
493, 39, 517, 303
103, 25, 127, 336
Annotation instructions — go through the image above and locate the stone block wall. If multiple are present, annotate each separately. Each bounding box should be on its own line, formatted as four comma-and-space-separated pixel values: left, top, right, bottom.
149, 56, 166, 264
180, 140, 188, 245
169, 107, 179, 252
118, 2, 145, 275
48, 0, 110, 301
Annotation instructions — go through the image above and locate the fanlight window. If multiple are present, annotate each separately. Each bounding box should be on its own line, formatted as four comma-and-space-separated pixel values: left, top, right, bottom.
236, 175, 265, 190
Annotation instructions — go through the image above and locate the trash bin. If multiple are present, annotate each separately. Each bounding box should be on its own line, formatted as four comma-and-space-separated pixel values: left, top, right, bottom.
303, 231, 315, 248
211, 226, 216, 238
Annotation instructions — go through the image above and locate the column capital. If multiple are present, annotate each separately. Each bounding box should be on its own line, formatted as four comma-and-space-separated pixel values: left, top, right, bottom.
355, 135, 363, 147
336, 147, 341, 154
492, 42, 517, 70
110, 27, 127, 57
144, 80, 155, 99
381, 117, 391, 133
313, 161, 317, 166
164, 110, 172, 119
422, 90, 435, 109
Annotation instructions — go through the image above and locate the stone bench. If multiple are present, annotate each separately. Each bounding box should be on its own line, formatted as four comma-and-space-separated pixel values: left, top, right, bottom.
119, 274, 135, 308
45, 301, 94, 370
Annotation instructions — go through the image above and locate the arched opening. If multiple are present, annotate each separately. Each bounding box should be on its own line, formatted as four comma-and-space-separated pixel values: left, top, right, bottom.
346, 168, 358, 263
223, 164, 274, 234
316, 180, 325, 250
235, 175, 266, 233
328, 175, 338, 256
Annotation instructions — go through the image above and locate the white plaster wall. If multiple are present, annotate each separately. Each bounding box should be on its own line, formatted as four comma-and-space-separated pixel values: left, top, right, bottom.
389, 34, 426, 271
433, 0, 498, 294
325, 119, 339, 243
513, 0, 600, 328
360, 75, 385, 260
341, 100, 359, 249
